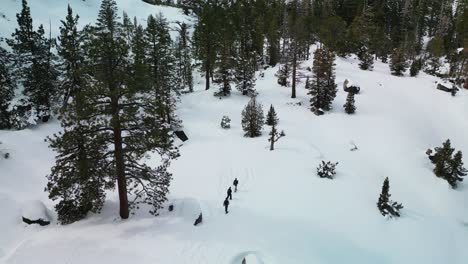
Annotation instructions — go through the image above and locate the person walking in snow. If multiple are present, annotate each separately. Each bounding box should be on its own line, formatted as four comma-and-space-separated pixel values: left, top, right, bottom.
233, 178, 239, 192
227, 187, 233, 200
223, 198, 230, 214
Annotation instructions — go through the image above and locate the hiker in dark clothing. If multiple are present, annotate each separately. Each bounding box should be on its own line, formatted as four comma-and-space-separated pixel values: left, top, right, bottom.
223, 198, 229, 214
233, 178, 239, 192
227, 187, 233, 200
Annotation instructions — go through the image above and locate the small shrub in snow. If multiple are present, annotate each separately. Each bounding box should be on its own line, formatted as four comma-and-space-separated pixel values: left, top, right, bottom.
430, 139, 467, 189
220, 116, 231, 129
343, 92, 356, 114
410, 59, 421, 77
377, 177, 403, 218
317, 161, 338, 179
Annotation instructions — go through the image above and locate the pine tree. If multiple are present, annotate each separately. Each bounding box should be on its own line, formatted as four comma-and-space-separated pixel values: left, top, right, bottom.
268, 124, 285, 151
425, 36, 444, 75
276, 63, 291, 87
81, 1, 177, 219
448, 151, 467, 188
0, 46, 14, 129
410, 59, 421, 77
174, 22, 193, 92
390, 47, 408, 76
377, 177, 403, 218
7, 0, 58, 127
241, 97, 264, 137
359, 46, 374, 70
57, 5, 85, 108
145, 13, 180, 126
233, 29, 258, 97
308, 47, 337, 115
431, 139, 466, 189
343, 92, 356, 114
266, 104, 279, 126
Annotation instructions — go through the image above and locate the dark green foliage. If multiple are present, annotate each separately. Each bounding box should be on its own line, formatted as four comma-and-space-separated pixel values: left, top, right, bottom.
174, 22, 193, 92
266, 104, 279, 126
377, 177, 403, 218
241, 97, 264, 138
57, 5, 85, 108
308, 47, 337, 114
390, 47, 408, 76
46, 1, 178, 223
410, 59, 422, 77
7, 0, 58, 126
276, 64, 290, 87
343, 92, 356, 114
430, 139, 467, 189
0, 46, 14, 129
317, 161, 338, 179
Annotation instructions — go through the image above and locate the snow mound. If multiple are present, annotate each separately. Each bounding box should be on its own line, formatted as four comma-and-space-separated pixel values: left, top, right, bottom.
21, 200, 51, 226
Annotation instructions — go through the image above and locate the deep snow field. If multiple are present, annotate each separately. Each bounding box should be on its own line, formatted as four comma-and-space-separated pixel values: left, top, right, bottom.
1, 1, 468, 264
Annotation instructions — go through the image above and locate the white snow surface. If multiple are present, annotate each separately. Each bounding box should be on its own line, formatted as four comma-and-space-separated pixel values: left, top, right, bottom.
1, 2, 468, 264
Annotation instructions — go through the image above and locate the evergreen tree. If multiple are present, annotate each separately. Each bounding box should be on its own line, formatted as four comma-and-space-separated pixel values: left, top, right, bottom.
241, 97, 264, 138
266, 104, 279, 126
81, 0, 176, 219
0, 46, 14, 129
390, 47, 408, 76
7, 0, 58, 126
268, 124, 285, 151
431, 139, 466, 189
425, 36, 444, 75
233, 30, 257, 97
410, 59, 421, 77
174, 22, 193, 92
343, 92, 356, 114
448, 151, 468, 189
276, 63, 291, 87
308, 47, 337, 114
145, 14, 180, 126
377, 177, 403, 218
57, 5, 85, 108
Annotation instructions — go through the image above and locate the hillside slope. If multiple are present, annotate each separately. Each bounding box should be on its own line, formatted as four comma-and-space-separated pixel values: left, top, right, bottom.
1, 1, 468, 264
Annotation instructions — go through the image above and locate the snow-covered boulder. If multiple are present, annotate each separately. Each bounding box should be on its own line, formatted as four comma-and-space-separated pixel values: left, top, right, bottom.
21, 200, 51, 226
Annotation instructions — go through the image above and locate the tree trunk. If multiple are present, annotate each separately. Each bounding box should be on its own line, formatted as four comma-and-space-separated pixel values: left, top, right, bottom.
205, 44, 211, 90
112, 99, 129, 219
291, 49, 297, 99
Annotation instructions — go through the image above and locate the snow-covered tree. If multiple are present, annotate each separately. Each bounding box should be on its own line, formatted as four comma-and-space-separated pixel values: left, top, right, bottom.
317, 160, 338, 179
220, 115, 231, 129
241, 97, 264, 137
308, 47, 337, 115
174, 22, 193, 92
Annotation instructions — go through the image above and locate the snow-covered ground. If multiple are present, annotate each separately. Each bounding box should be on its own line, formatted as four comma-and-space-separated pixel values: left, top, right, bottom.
1, 1, 468, 264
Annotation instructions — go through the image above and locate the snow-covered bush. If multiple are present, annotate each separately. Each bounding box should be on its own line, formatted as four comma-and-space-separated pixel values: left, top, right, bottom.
317, 161, 338, 179
221, 116, 231, 129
